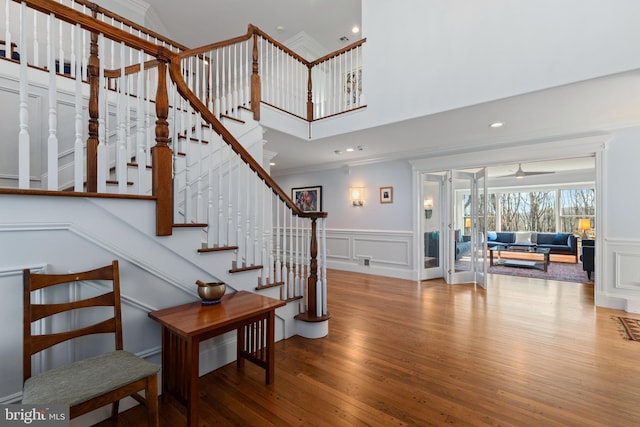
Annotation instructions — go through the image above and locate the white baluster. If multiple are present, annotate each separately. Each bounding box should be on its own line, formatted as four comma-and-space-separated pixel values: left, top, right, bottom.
18, 2, 30, 189
254, 175, 260, 270
58, 19, 64, 74
260, 185, 268, 286
215, 49, 220, 118
245, 166, 252, 265
73, 24, 83, 191
195, 111, 203, 222
275, 198, 281, 284
295, 215, 300, 296
216, 134, 224, 247
117, 42, 126, 193
97, 33, 107, 193
282, 200, 287, 296
47, 14, 58, 190
227, 144, 233, 247
4, 0, 11, 60
206, 125, 215, 248
321, 217, 328, 316
244, 40, 250, 108
32, 10, 39, 67
236, 161, 243, 267
288, 208, 294, 299
136, 48, 145, 193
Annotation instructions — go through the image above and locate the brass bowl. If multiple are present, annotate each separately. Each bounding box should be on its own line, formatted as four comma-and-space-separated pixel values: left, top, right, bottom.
196, 281, 226, 304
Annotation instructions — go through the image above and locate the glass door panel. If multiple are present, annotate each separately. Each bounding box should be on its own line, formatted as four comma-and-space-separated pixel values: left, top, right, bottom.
422, 173, 445, 280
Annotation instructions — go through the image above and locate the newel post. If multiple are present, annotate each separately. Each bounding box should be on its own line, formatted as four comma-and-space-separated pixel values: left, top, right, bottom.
306, 67, 313, 121
307, 216, 319, 316
86, 8, 99, 192
152, 50, 173, 236
251, 32, 261, 121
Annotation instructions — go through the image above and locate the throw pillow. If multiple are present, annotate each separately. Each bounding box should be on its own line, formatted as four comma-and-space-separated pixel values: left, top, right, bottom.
455, 229, 461, 243
552, 233, 570, 245
514, 232, 531, 245
487, 231, 497, 241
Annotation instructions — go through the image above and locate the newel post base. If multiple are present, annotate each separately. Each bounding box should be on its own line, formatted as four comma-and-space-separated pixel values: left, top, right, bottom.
153, 53, 173, 236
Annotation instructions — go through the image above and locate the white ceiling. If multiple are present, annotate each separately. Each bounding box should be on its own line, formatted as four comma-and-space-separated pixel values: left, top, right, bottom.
144, 0, 361, 54
142, 0, 632, 179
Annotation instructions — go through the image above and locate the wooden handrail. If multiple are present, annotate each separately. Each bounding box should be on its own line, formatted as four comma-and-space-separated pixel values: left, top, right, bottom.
248, 25, 312, 67
167, 55, 326, 220
309, 38, 367, 67
64, 0, 188, 52
19, 0, 173, 59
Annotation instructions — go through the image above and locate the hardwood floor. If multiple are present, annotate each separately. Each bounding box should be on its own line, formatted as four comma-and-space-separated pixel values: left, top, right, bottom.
96, 270, 640, 426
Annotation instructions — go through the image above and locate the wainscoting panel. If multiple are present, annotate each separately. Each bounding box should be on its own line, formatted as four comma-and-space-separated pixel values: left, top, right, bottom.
615, 252, 640, 291
353, 237, 410, 267
325, 229, 414, 280
599, 239, 640, 312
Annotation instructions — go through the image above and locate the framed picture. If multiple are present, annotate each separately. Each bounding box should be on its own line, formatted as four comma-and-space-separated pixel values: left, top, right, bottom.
292, 186, 322, 212
343, 68, 362, 108
380, 186, 393, 204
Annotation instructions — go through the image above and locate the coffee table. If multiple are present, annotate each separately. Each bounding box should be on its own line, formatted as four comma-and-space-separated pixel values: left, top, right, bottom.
489, 244, 551, 272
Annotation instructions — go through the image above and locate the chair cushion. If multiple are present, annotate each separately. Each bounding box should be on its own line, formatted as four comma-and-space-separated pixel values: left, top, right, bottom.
22, 350, 159, 406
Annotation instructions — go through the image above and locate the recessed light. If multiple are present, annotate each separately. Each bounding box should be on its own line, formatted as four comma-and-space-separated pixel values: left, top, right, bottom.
352, 26, 360, 34
269, 162, 276, 166
346, 148, 355, 152
489, 122, 504, 128
334, 150, 342, 155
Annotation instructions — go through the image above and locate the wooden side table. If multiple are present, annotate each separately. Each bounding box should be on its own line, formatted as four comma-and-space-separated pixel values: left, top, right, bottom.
148, 291, 285, 426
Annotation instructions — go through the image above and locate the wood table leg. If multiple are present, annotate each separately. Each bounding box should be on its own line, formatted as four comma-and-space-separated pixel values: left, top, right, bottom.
266, 310, 275, 384
186, 337, 199, 427
160, 327, 169, 402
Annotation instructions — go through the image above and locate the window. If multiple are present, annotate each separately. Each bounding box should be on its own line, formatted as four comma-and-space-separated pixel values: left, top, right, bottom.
460, 187, 594, 233
559, 188, 595, 234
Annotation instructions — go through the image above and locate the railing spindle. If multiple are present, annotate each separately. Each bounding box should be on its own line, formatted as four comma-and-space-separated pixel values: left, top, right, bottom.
18, 1, 30, 189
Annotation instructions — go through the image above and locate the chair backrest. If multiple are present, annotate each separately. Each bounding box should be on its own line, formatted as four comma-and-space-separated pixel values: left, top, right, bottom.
23, 260, 123, 382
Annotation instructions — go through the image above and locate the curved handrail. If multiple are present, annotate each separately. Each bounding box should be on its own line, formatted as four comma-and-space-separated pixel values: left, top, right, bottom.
23, 0, 167, 58
168, 53, 327, 220
66, 0, 188, 52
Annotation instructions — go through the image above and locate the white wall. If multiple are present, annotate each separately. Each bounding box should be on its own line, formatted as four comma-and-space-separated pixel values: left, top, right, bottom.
276, 160, 416, 279
327, 0, 640, 138
600, 127, 640, 311
276, 159, 413, 230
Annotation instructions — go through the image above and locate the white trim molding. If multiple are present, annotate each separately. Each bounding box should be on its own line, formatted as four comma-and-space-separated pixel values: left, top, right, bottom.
326, 228, 415, 280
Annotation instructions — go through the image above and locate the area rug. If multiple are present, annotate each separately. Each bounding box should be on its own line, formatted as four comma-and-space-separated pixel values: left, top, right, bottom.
455, 259, 592, 283
613, 317, 640, 341
487, 261, 591, 283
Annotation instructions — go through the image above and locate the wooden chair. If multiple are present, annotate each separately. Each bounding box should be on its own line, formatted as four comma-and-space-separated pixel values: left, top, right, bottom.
22, 260, 159, 426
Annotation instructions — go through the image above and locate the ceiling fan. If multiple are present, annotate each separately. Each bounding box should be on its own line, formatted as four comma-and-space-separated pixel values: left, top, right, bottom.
502, 163, 555, 179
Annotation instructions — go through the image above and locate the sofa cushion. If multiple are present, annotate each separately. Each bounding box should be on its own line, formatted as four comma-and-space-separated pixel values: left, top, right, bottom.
495, 232, 514, 244
514, 232, 532, 245
552, 233, 571, 245
535, 233, 555, 244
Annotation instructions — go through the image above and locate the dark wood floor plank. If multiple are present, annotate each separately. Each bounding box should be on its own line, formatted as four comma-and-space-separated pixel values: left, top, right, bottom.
95, 270, 640, 426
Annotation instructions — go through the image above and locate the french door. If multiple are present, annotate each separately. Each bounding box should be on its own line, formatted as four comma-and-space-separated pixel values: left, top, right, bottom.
421, 168, 486, 286
447, 168, 487, 286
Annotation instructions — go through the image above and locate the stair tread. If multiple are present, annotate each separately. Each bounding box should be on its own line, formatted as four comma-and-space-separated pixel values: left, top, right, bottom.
173, 223, 208, 228
198, 245, 239, 253
229, 264, 263, 273
295, 311, 331, 322
256, 281, 284, 290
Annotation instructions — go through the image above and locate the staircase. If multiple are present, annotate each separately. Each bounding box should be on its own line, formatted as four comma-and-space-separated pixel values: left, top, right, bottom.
0, 0, 364, 418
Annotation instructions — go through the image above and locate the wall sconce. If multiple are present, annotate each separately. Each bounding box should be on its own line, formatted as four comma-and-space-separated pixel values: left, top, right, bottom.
424, 198, 433, 219
578, 218, 591, 239
350, 187, 364, 206
465, 218, 471, 229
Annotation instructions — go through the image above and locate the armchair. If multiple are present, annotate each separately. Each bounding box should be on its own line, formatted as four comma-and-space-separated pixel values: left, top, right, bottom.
581, 239, 595, 280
